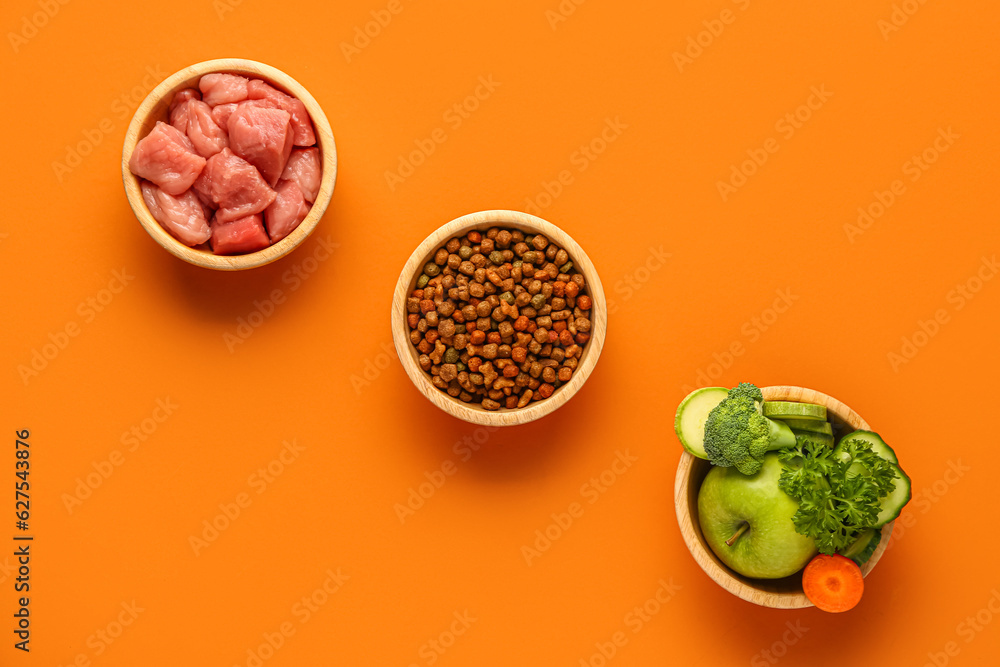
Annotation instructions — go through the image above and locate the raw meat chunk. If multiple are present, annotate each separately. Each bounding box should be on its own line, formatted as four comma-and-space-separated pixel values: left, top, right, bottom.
193, 148, 277, 223
279, 148, 321, 202
211, 103, 238, 129
246, 79, 316, 146
265, 180, 311, 243
169, 88, 200, 131
141, 181, 211, 247
186, 100, 229, 158
210, 213, 270, 255
199, 73, 249, 106
227, 104, 293, 187
129, 121, 206, 195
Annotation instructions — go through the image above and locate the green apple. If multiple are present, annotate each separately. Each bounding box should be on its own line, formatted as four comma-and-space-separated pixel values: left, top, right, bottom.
698, 453, 817, 579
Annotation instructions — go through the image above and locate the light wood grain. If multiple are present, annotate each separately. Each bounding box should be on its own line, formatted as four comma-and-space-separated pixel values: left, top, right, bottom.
391, 210, 607, 426
121, 59, 337, 271
673, 385, 895, 608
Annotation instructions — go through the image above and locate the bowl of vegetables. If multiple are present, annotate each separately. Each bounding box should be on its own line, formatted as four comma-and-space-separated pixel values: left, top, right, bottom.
673, 384, 911, 610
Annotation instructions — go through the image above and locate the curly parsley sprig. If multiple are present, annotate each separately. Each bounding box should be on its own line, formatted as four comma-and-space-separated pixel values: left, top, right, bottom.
779, 434, 897, 555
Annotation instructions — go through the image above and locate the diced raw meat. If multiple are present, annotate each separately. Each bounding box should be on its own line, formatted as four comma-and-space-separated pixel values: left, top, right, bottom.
246, 79, 316, 146
227, 104, 293, 187
211, 103, 238, 129
265, 180, 312, 243
141, 181, 211, 247
279, 148, 321, 202
186, 100, 229, 158
193, 148, 277, 223
168, 89, 200, 131
210, 213, 270, 255
129, 121, 206, 196
199, 73, 249, 106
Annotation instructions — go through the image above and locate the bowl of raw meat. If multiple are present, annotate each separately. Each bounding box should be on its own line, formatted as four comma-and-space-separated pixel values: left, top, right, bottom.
122, 58, 337, 270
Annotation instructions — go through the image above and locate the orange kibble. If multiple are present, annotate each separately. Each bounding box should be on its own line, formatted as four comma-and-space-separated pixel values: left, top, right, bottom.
511, 346, 527, 363
552, 281, 566, 297
419, 299, 436, 314
553, 320, 567, 332
513, 316, 530, 331
576, 295, 592, 311
503, 364, 519, 378
547, 330, 559, 343
559, 330, 574, 346
468, 357, 482, 372
468, 231, 482, 243
470, 330, 486, 345
407, 313, 420, 328
466, 322, 478, 333
538, 383, 555, 399
487, 331, 502, 345
564, 282, 579, 298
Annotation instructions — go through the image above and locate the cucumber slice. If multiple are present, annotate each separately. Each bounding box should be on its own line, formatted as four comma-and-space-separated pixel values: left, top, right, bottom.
674, 387, 728, 459
874, 463, 911, 527
841, 528, 882, 566
762, 401, 827, 421
782, 418, 832, 436
837, 430, 898, 464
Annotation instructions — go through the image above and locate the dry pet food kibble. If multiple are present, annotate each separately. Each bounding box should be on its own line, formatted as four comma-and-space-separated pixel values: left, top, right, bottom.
406, 227, 593, 411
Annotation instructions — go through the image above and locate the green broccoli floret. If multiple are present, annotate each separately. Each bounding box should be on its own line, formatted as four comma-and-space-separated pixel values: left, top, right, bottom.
703, 382, 796, 475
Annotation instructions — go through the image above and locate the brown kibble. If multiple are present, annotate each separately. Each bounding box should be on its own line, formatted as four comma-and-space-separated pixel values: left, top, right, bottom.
516, 390, 534, 408
440, 364, 458, 382
481, 343, 499, 360
542, 366, 556, 383
434, 248, 449, 265
533, 328, 549, 343
438, 319, 456, 337
558, 367, 572, 382
419, 299, 435, 314
496, 229, 512, 248
575, 317, 591, 333
532, 234, 548, 250
505, 395, 519, 409
482, 398, 500, 410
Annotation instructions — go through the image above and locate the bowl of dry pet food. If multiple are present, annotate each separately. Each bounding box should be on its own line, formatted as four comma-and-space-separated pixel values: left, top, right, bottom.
391, 210, 607, 426
121, 58, 337, 270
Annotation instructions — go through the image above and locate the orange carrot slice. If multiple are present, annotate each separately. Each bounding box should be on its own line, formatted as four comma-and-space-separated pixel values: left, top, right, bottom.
802, 554, 864, 612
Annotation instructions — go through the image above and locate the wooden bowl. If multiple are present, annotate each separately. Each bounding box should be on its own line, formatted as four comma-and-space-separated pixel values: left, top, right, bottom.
674, 385, 895, 608
391, 210, 607, 426
121, 58, 337, 271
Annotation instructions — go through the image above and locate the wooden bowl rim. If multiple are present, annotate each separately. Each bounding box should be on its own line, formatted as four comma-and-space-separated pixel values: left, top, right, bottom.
390, 210, 607, 426
121, 58, 338, 271
673, 385, 895, 608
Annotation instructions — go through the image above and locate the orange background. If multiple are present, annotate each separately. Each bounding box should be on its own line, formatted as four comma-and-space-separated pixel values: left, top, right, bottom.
3, 0, 1000, 665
